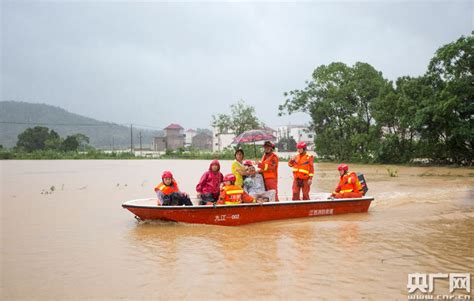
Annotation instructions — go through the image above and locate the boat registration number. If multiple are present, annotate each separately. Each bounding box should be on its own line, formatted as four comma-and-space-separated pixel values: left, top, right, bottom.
215, 214, 240, 222
309, 209, 334, 216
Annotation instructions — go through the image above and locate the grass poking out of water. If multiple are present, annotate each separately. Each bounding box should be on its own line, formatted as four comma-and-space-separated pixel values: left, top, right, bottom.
386, 167, 398, 177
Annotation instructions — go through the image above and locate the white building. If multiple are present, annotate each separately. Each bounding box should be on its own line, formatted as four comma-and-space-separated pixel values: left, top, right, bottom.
185, 129, 197, 147
277, 125, 315, 147
212, 127, 235, 152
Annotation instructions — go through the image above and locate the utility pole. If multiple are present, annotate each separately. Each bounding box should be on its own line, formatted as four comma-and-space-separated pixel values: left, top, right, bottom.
130, 124, 134, 153
112, 137, 115, 152
139, 131, 143, 157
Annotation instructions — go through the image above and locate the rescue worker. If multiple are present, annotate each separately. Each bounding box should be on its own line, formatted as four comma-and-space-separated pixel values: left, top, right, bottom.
331, 163, 363, 199
217, 173, 256, 205
231, 149, 252, 187
257, 141, 279, 201
154, 171, 193, 206
288, 142, 314, 200
196, 160, 224, 205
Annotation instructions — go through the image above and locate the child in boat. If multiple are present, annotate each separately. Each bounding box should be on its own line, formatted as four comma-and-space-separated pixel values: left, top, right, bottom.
217, 173, 256, 205
196, 160, 224, 205
331, 163, 364, 199
243, 161, 275, 202
155, 171, 193, 206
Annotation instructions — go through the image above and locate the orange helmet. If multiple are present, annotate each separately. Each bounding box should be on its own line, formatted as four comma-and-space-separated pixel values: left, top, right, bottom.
224, 173, 236, 182
296, 142, 307, 149
161, 170, 173, 179
337, 164, 349, 172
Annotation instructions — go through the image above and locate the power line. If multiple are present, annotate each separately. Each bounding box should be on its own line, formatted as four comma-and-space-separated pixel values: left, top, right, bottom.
0, 121, 117, 127
0, 121, 165, 130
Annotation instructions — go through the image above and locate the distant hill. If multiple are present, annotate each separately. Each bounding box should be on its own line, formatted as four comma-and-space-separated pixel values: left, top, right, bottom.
0, 101, 163, 149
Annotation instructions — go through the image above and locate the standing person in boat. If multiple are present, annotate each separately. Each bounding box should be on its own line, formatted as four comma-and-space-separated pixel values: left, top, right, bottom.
331, 163, 364, 199
257, 141, 279, 201
196, 160, 224, 205
231, 148, 252, 187
217, 173, 256, 205
154, 171, 193, 206
243, 161, 275, 202
288, 142, 314, 200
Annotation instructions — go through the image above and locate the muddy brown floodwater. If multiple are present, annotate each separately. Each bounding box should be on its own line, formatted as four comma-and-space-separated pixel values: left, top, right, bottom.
1, 160, 473, 300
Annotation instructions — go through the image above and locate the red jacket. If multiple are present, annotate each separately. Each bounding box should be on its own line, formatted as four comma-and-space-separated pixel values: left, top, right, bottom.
196, 160, 224, 197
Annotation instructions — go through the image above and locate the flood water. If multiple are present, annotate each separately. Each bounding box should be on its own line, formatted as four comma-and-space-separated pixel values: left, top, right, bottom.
1, 160, 473, 300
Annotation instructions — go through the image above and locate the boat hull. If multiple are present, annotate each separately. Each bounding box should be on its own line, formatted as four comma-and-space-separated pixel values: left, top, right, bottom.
122, 197, 374, 226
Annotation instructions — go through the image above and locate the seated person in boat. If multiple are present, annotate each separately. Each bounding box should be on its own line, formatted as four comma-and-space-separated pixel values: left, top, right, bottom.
196, 160, 224, 205
155, 171, 193, 206
217, 173, 256, 205
331, 163, 364, 199
231, 149, 253, 187
242, 161, 275, 202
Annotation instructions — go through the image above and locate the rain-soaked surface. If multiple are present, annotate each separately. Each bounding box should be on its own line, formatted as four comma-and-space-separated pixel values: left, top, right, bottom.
1, 160, 473, 300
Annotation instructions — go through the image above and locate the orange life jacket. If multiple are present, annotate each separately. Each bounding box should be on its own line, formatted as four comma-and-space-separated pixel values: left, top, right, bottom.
218, 185, 255, 205
335, 172, 363, 194
154, 180, 180, 195
259, 152, 279, 180
288, 152, 314, 180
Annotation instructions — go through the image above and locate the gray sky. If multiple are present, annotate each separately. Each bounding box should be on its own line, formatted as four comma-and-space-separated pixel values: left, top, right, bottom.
2, 0, 472, 130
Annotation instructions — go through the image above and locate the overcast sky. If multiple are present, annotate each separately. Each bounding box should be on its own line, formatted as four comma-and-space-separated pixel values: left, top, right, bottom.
2, 0, 472, 131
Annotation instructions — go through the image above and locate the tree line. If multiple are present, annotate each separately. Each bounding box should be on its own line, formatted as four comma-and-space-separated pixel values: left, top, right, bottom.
279, 35, 473, 165
15, 126, 90, 152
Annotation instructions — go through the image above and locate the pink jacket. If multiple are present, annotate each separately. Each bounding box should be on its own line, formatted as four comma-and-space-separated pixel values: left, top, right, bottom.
196, 160, 223, 197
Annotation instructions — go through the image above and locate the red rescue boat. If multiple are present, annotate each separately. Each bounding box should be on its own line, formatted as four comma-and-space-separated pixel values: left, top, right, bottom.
122, 195, 374, 226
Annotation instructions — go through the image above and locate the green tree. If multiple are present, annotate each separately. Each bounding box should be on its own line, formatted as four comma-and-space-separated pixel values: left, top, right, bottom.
73, 133, 90, 151
16, 126, 62, 152
62, 135, 80, 152
280, 62, 389, 161
372, 76, 431, 163
415, 35, 473, 164
44, 130, 62, 150
212, 100, 264, 136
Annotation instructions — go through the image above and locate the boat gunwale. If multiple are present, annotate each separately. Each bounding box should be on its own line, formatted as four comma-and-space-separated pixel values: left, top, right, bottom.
122, 197, 375, 210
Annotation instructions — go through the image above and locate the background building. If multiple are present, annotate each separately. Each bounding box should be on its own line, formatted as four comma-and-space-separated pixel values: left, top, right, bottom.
277, 125, 315, 149
192, 133, 213, 151
212, 127, 235, 152
185, 129, 197, 147
153, 123, 185, 151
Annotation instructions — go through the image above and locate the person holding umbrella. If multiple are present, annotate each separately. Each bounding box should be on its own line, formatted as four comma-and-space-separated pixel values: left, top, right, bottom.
258, 141, 279, 201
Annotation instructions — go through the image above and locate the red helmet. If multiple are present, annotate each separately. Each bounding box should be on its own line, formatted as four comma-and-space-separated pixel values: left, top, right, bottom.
263, 141, 275, 149
224, 173, 236, 182
161, 170, 173, 179
296, 142, 307, 149
243, 160, 254, 166
337, 164, 349, 172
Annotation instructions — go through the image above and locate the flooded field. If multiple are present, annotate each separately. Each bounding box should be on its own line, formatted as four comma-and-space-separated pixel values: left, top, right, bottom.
1, 160, 473, 300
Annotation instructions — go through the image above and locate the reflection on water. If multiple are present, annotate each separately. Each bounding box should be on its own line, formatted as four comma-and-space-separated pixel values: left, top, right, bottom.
1, 160, 473, 299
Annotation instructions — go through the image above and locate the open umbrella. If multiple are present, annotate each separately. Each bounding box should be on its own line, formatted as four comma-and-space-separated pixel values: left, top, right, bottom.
232, 129, 276, 158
